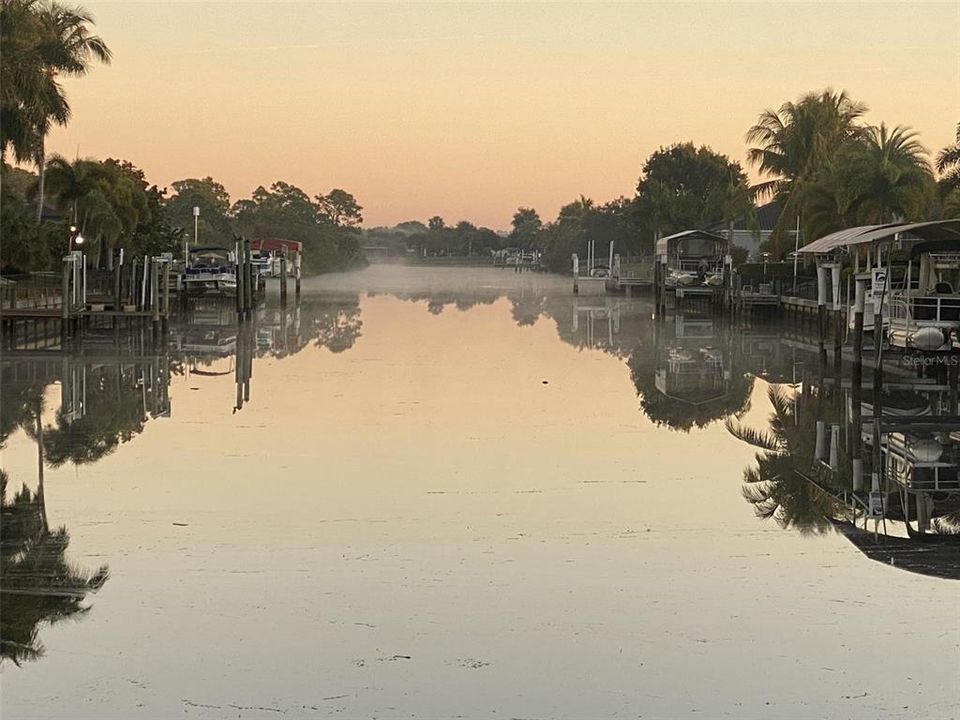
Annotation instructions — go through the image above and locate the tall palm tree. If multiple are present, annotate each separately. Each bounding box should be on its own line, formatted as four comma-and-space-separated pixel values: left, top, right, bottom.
31, 1, 111, 220
1, 1, 65, 166
936, 122, 960, 191
846, 123, 935, 224
746, 89, 867, 252
38, 153, 104, 224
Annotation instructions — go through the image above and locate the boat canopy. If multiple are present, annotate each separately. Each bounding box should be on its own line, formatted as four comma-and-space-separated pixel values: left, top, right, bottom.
190, 246, 231, 255
909, 238, 960, 260
655, 229, 727, 258
251, 238, 303, 254
798, 219, 960, 255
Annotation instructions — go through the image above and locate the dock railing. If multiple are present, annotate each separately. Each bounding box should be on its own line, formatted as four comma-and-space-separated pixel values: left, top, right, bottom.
1, 272, 64, 310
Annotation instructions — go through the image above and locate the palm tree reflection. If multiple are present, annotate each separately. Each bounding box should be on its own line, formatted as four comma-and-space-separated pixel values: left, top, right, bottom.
726, 385, 846, 535
1, 469, 109, 665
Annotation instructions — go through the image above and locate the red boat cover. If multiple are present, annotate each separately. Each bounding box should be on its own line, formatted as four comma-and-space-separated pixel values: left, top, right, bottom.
250, 238, 303, 254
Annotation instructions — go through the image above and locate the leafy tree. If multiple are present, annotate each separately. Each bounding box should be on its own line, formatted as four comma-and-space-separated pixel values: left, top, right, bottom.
428, 215, 445, 232
509, 207, 542, 248
394, 220, 429, 235
37, 155, 107, 225
1, 164, 38, 201
0, 180, 62, 271
103, 160, 184, 259
315, 189, 363, 227
635, 143, 750, 247
166, 177, 234, 247
231, 180, 365, 273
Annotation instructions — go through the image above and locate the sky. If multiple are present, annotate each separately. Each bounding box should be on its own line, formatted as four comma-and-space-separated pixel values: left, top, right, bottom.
45, 1, 960, 230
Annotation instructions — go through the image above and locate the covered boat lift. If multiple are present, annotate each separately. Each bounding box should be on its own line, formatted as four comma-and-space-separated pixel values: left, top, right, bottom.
797, 219, 960, 359
250, 238, 303, 300
653, 229, 729, 312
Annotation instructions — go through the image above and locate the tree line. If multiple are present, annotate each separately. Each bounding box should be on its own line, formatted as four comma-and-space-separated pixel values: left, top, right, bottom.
0, 0, 365, 274
398, 92, 959, 271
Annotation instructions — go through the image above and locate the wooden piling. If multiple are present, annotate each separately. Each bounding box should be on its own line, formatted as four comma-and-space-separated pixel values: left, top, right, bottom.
816, 263, 828, 368
244, 238, 253, 319
151, 259, 161, 340
294, 252, 302, 296
161, 259, 171, 329
280, 254, 288, 307
235, 240, 245, 319
238, 240, 246, 316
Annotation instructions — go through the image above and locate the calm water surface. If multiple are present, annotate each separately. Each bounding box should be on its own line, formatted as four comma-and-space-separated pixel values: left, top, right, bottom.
2, 266, 958, 719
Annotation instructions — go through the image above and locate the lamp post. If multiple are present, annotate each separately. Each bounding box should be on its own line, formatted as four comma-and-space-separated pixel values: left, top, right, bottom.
193, 206, 200, 246
67, 225, 85, 253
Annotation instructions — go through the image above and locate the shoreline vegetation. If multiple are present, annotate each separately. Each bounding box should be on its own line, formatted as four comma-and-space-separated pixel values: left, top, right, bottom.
2, 1, 959, 278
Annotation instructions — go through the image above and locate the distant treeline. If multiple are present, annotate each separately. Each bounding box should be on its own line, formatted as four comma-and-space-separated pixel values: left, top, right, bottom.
388, 99, 960, 272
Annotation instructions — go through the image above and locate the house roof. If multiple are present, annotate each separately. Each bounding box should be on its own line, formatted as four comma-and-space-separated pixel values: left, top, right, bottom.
705, 199, 781, 234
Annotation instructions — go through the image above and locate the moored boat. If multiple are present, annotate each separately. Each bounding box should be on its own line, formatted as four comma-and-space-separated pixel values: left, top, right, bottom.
182, 247, 237, 297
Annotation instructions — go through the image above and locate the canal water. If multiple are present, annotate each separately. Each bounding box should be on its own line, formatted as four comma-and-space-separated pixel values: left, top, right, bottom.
2, 265, 958, 719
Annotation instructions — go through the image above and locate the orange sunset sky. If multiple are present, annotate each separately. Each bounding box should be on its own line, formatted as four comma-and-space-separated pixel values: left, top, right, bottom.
44, 1, 960, 229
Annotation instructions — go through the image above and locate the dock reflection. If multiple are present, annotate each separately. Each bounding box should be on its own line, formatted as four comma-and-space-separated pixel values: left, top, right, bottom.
728, 355, 960, 579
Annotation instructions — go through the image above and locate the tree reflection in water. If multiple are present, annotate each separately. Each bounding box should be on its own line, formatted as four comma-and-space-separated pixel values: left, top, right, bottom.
43, 365, 150, 467
629, 316, 755, 433
726, 384, 846, 535
1, 463, 109, 666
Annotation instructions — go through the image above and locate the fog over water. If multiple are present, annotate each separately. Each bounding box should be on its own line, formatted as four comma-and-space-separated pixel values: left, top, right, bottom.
2, 266, 958, 719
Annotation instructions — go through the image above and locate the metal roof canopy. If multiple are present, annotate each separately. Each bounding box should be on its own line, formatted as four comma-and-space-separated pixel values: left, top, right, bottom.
251, 238, 303, 254
798, 219, 960, 255
655, 229, 727, 257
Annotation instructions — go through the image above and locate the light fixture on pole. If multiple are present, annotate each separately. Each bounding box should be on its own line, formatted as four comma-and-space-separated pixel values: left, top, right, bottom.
67, 225, 84, 252
193, 206, 200, 246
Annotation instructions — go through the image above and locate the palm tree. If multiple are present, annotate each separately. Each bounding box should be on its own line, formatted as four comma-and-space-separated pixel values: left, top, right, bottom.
39, 154, 104, 224
936, 123, 960, 219
803, 168, 858, 241
2, 0, 72, 186
936, 122, 960, 191
846, 123, 935, 224
746, 89, 867, 252
0, 1, 110, 216
31, 1, 111, 220
41, 156, 148, 267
